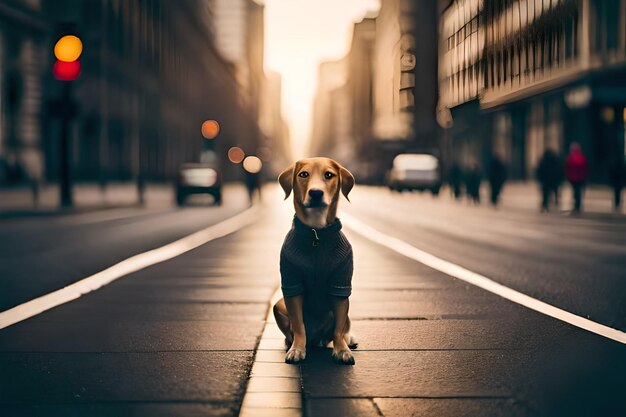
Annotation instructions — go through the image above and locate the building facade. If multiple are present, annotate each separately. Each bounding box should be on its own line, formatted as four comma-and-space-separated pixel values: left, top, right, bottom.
309, 58, 349, 160
439, 0, 626, 181
438, 0, 485, 170
258, 70, 291, 176
372, 0, 416, 144
0, 0, 47, 184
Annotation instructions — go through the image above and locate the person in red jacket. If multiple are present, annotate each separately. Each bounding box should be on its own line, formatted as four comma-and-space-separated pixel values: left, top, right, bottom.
565, 142, 589, 213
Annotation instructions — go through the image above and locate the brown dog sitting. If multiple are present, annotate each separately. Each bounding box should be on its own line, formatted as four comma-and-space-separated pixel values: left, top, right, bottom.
273, 157, 357, 365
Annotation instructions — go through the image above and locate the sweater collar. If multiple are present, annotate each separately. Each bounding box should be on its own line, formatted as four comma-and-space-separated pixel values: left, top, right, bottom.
292, 215, 342, 246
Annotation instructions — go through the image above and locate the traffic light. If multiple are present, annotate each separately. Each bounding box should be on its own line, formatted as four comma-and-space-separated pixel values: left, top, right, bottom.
53, 34, 82, 81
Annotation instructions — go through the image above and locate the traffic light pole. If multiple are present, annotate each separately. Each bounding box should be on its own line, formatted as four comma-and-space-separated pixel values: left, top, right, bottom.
59, 82, 73, 208
52, 29, 82, 208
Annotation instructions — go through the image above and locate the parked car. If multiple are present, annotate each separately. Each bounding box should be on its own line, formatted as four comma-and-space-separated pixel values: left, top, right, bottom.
176, 163, 222, 206
387, 153, 441, 195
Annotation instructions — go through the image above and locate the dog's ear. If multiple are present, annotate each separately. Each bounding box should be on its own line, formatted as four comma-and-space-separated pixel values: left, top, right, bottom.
339, 164, 355, 202
278, 164, 294, 200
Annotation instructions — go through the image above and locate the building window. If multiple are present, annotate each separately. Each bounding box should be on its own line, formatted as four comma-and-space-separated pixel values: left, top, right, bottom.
503, 48, 508, 83
605, 0, 620, 51
564, 14, 574, 59
490, 54, 495, 87
513, 44, 519, 81
535, 34, 543, 72
594, 0, 620, 53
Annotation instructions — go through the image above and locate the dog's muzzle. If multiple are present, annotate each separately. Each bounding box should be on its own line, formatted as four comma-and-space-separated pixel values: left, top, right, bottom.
305, 189, 327, 208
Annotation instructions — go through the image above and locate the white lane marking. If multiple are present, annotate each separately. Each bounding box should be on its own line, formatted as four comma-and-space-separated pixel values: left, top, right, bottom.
0, 207, 259, 330
56, 207, 154, 225
341, 213, 626, 345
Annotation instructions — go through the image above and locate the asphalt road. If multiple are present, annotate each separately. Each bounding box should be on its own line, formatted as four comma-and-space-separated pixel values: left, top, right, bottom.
0, 184, 625, 416
343, 186, 626, 332
0, 185, 252, 311
0, 186, 283, 416
308, 185, 625, 416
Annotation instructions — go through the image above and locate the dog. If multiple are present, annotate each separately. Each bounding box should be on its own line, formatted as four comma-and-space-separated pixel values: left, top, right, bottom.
273, 157, 357, 365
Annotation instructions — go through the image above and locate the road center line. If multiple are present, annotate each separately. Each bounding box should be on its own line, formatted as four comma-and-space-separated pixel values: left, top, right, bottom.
341, 213, 626, 345
0, 207, 259, 330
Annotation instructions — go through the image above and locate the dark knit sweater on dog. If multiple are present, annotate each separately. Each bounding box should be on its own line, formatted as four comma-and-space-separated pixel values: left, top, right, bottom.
280, 215, 353, 318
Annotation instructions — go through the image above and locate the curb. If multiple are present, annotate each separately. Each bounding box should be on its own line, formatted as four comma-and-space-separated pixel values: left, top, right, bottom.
239, 289, 303, 417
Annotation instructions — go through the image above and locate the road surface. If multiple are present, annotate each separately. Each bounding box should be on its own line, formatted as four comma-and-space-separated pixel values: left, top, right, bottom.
0, 184, 625, 416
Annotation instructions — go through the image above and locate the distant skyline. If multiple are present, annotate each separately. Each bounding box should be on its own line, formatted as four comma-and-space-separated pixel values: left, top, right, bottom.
262, 0, 380, 159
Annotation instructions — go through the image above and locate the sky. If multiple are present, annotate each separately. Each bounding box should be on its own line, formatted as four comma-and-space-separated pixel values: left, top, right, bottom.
261, 0, 380, 159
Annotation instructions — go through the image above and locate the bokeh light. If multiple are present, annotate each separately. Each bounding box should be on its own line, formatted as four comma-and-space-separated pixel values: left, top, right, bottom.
227, 147, 245, 163
201, 120, 220, 139
54, 35, 83, 62
53, 60, 81, 81
243, 156, 263, 173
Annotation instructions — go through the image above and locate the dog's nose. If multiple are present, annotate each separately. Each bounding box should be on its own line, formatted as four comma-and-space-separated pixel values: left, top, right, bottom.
308, 189, 323, 200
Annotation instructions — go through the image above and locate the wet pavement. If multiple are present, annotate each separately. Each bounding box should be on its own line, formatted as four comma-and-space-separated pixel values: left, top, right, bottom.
1, 185, 625, 416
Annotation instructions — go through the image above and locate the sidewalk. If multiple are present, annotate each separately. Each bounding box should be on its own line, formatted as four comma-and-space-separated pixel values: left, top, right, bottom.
0, 183, 173, 216
497, 181, 625, 215
428, 181, 625, 216
2, 181, 622, 218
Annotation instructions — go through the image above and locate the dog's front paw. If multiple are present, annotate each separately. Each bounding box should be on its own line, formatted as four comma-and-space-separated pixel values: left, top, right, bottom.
285, 347, 306, 364
332, 348, 355, 365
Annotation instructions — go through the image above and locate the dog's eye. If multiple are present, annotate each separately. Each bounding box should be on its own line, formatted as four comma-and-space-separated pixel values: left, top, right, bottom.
298, 171, 309, 178
324, 172, 335, 179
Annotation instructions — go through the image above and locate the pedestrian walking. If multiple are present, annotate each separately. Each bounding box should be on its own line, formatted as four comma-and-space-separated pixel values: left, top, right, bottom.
448, 162, 463, 200
536, 149, 562, 212
464, 162, 482, 204
244, 169, 262, 205
565, 143, 589, 214
488, 154, 507, 206
608, 157, 625, 210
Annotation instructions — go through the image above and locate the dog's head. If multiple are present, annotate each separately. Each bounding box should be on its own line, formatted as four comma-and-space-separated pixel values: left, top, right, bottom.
278, 158, 354, 227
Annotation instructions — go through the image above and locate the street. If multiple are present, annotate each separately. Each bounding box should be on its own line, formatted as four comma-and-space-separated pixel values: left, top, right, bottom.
1, 184, 625, 416
3, 0, 626, 415
0, 185, 252, 311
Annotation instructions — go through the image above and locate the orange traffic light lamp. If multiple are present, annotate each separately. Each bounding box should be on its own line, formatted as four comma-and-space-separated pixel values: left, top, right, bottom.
53, 34, 82, 81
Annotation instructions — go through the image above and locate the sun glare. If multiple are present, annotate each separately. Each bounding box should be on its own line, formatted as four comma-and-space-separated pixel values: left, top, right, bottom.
262, 0, 380, 159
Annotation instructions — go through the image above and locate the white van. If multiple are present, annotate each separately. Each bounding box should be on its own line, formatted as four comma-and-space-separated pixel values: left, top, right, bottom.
387, 153, 441, 195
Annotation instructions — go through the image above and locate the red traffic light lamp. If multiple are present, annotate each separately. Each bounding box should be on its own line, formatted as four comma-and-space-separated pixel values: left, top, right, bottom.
53, 60, 81, 81
53, 35, 82, 81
